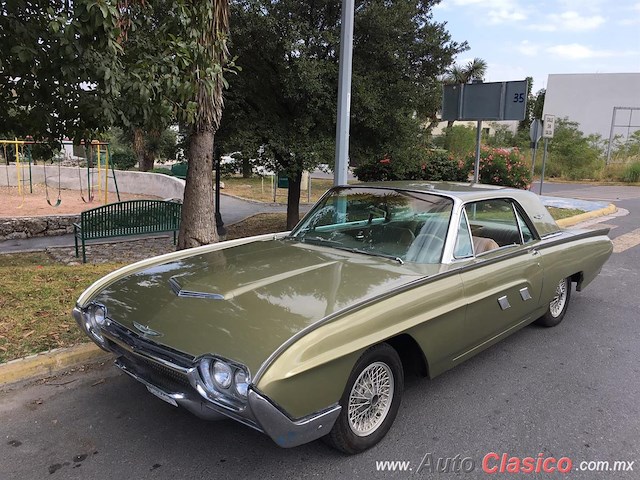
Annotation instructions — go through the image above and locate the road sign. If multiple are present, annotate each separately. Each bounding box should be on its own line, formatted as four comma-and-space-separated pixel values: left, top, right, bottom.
530, 119, 543, 144
442, 80, 529, 121
542, 114, 556, 138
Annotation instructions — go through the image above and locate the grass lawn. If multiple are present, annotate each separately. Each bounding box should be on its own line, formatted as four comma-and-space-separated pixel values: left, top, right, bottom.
0, 254, 125, 363
546, 207, 585, 220
0, 206, 582, 364
222, 176, 334, 204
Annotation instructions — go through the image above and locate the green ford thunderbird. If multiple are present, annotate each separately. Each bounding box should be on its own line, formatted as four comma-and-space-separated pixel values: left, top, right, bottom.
73, 182, 612, 454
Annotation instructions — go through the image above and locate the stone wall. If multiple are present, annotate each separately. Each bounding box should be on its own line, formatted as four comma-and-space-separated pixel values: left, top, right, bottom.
0, 215, 79, 240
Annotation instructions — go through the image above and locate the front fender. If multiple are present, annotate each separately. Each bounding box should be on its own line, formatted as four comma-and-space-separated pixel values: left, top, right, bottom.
255, 273, 465, 418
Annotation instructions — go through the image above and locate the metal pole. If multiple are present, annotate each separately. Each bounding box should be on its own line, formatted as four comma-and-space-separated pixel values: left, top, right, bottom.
539, 138, 548, 195
606, 106, 616, 165
214, 146, 226, 237
333, 0, 355, 186
27, 144, 33, 193
530, 142, 538, 181
473, 120, 482, 183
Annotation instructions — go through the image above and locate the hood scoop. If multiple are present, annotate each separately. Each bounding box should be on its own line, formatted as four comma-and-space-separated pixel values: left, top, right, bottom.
168, 277, 225, 300
168, 261, 338, 301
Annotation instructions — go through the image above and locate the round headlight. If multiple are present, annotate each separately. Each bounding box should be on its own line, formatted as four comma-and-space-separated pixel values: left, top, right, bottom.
212, 361, 232, 389
92, 304, 107, 326
234, 369, 250, 397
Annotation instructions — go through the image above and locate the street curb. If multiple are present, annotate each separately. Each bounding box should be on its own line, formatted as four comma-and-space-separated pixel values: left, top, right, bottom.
556, 203, 617, 228
0, 343, 112, 387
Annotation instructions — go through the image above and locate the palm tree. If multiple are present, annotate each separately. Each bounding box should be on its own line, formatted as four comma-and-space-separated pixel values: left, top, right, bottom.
177, 0, 231, 249
443, 58, 488, 128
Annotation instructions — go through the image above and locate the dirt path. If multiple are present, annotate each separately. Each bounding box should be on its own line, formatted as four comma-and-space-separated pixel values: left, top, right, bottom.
0, 185, 159, 217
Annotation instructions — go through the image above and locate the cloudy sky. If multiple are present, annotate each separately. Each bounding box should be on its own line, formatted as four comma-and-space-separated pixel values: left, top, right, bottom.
432, 0, 640, 92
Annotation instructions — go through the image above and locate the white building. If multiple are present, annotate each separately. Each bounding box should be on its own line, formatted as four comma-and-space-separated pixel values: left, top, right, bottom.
543, 73, 640, 140
431, 120, 519, 137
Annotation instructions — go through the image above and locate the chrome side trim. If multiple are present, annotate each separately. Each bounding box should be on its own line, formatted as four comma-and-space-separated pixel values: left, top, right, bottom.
519, 287, 532, 301
497, 295, 511, 310
248, 389, 341, 448
452, 315, 533, 363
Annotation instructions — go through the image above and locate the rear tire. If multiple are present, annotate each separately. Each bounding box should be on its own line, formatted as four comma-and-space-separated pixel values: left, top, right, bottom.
324, 343, 403, 454
535, 277, 571, 327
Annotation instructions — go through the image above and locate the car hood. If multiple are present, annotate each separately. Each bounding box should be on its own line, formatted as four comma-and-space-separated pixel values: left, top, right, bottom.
91, 239, 439, 373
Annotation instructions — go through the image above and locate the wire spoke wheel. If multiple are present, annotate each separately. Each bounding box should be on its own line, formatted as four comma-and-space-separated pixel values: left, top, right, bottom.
347, 361, 394, 437
549, 278, 568, 318
535, 276, 572, 328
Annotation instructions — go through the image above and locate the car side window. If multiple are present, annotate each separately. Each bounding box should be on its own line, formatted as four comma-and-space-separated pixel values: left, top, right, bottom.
514, 207, 535, 243
465, 199, 521, 254
454, 211, 473, 258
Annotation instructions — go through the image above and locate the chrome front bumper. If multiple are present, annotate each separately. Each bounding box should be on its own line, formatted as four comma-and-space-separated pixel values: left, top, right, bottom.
73, 307, 341, 448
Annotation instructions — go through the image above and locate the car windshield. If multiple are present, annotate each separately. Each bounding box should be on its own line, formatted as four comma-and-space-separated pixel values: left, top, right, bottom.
289, 187, 453, 264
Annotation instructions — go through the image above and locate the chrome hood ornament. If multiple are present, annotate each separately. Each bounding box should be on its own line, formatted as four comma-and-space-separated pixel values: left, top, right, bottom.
133, 322, 162, 337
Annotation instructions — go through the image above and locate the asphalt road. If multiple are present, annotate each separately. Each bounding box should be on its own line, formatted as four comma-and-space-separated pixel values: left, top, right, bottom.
1, 183, 639, 480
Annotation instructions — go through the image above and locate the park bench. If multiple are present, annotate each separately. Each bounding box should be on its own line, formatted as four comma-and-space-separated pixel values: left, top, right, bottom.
74, 200, 182, 263
170, 162, 188, 179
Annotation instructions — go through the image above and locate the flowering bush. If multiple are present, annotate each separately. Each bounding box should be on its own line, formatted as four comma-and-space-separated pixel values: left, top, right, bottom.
354, 149, 469, 182
464, 147, 531, 189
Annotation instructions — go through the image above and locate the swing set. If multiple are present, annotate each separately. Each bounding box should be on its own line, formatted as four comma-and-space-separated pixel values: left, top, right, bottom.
1, 139, 33, 208
1, 139, 120, 208
78, 141, 121, 204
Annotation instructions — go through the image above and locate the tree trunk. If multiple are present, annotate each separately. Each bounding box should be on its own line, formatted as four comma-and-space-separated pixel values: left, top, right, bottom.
286, 170, 302, 230
242, 157, 251, 178
177, 129, 218, 249
132, 128, 146, 171
141, 151, 155, 172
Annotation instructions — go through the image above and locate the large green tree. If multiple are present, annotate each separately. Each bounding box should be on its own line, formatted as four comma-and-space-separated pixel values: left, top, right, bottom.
154, 0, 234, 249
115, 1, 174, 172
2, 1, 235, 248
0, 0, 123, 143
218, 0, 465, 228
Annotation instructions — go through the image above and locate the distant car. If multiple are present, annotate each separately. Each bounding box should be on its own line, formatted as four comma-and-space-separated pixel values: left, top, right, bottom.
73, 182, 612, 454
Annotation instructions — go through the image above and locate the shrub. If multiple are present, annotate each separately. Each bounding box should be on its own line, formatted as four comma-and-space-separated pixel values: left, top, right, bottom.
547, 119, 602, 179
150, 167, 173, 175
622, 161, 640, 183
353, 149, 468, 182
433, 125, 476, 157
465, 147, 531, 189
420, 150, 469, 182
110, 150, 136, 170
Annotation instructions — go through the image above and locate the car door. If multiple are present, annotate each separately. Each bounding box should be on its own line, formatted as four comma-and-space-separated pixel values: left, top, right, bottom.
453, 199, 543, 366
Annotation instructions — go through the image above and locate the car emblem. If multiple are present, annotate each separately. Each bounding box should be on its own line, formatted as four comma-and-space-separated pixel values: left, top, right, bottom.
133, 322, 162, 337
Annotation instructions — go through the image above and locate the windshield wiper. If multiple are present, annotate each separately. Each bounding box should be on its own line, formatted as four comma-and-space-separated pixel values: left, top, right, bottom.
348, 248, 404, 265
293, 236, 404, 264
296, 236, 343, 247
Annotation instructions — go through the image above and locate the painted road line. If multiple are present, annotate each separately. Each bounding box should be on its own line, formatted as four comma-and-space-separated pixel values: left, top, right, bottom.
612, 228, 640, 254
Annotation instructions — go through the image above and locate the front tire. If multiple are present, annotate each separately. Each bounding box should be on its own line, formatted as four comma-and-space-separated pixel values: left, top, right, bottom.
535, 277, 572, 327
324, 343, 404, 454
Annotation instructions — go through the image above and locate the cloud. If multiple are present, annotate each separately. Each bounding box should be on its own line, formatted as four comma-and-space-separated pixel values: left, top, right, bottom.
447, 0, 528, 24
514, 40, 539, 57
529, 11, 605, 32
545, 43, 637, 60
